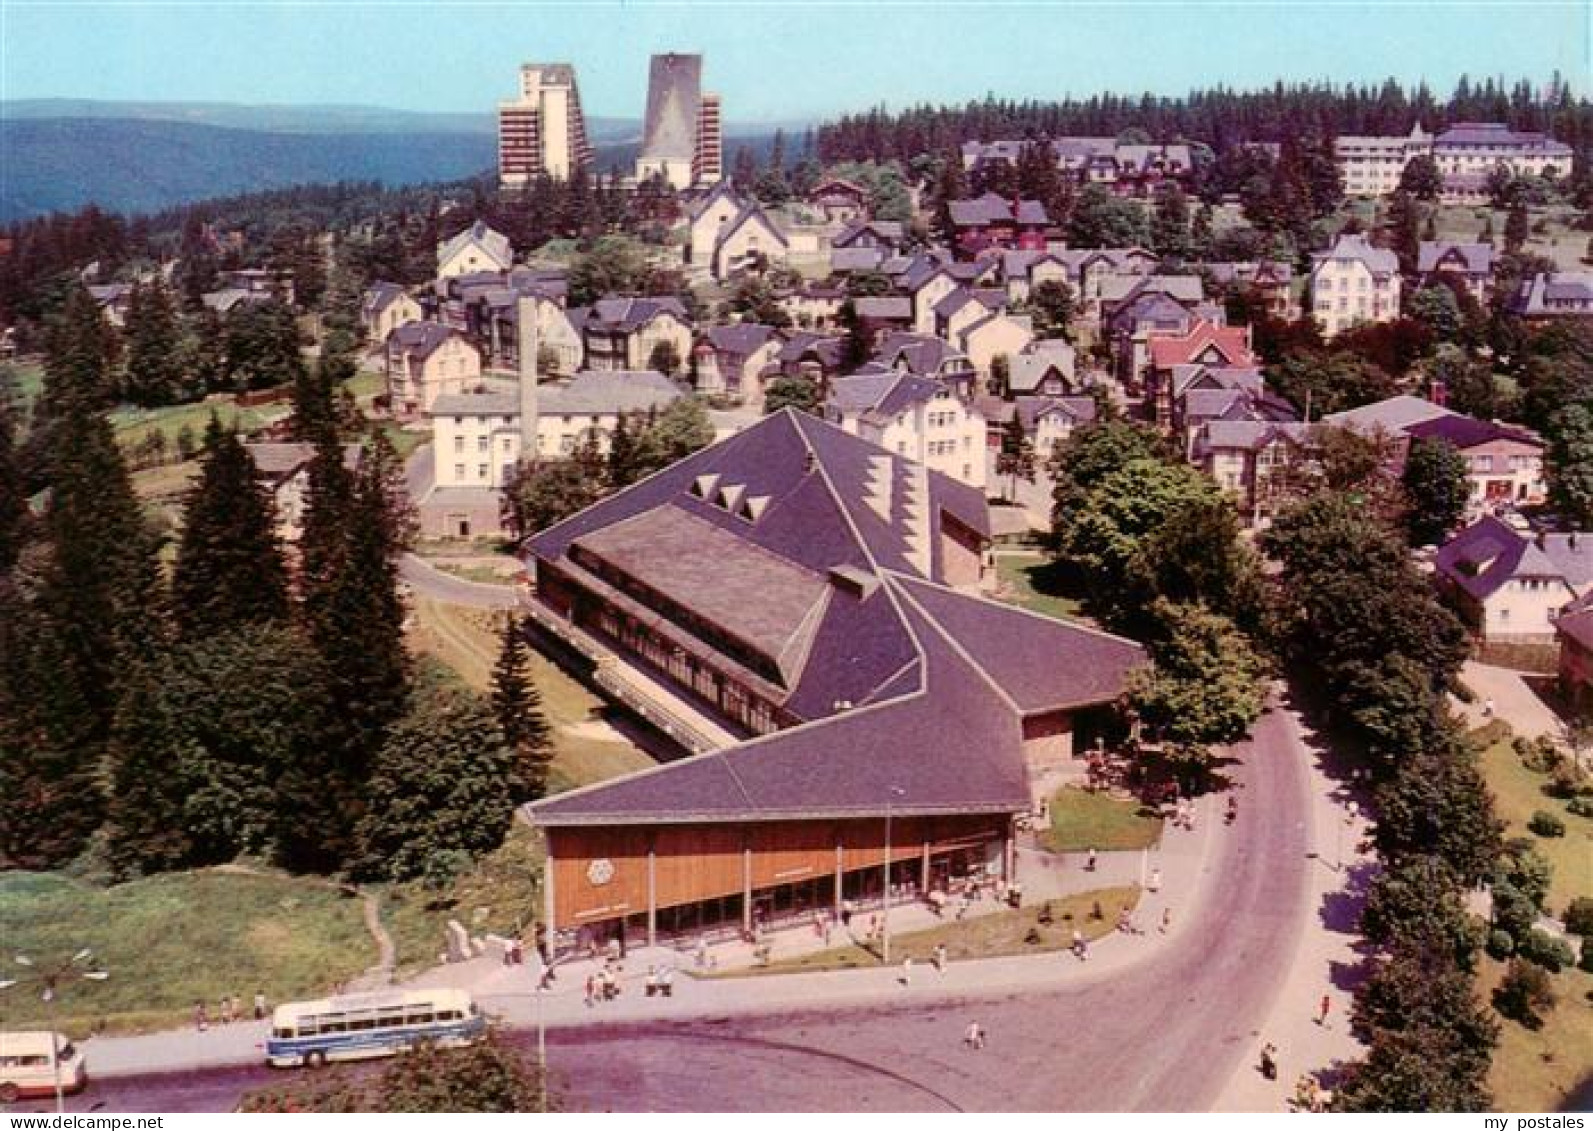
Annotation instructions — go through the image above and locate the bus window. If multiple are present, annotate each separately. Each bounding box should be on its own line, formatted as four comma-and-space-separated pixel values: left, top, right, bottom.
405, 1011, 433, 1025
272, 1027, 295, 1040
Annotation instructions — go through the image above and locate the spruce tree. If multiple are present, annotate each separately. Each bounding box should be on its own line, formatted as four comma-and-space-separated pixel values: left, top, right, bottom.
40, 286, 114, 419
490, 613, 553, 802
0, 392, 27, 572
172, 415, 290, 638
606, 411, 639, 491
122, 277, 182, 406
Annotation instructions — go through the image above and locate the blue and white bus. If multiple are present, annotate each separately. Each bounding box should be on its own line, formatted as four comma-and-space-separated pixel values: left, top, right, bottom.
265, 989, 486, 1068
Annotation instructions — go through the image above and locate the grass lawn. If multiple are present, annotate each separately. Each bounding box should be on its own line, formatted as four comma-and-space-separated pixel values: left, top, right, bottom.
994, 552, 1087, 622
0, 870, 373, 1036
341, 367, 385, 405
379, 420, 429, 461
130, 459, 199, 502
1042, 786, 1164, 853
1477, 958, 1593, 1113
408, 598, 654, 795
433, 560, 524, 585
5, 358, 45, 415
109, 398, 288, 453
708, 886, 1140, 977
1429, 202, 1589, 272
1473, 724, 1592, 915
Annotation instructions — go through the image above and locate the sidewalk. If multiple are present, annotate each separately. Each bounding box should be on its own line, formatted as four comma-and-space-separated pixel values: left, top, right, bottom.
1211, 709, 1373, 1112
87, 791, 1223, 1081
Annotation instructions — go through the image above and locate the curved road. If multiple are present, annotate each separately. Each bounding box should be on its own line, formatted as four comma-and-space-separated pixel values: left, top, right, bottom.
399, 553, 519, 609
47, 699, 1312, 1113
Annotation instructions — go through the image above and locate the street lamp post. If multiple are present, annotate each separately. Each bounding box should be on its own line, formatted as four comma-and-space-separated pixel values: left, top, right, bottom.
881, 786, 906, 966
1, 950, 109, 1114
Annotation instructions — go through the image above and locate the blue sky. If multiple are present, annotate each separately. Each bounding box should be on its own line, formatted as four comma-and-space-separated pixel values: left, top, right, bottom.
2, 2, 1589, 123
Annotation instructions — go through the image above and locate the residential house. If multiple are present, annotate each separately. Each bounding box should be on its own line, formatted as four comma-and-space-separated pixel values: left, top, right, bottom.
947, 193, 1050, 259
1204, 261, 1298, 321
1191, 421, 1314, 527
872, 332, 978, 397
361, 282, 423, 344
826, 371, 987, 488
694, 323, 784, 405
981, 394, 1098, 460
961, 138, 1195, 198
1102, 276, 1210, 389
437, 221, 514, 279
782, 282, 845, 330
1554, 593, 1593, 711
956, 310, 1036, 386
1434, 516, 1593, 640
775, 331, 848, 386
482, 291, 584, 377
708, 202, 789, 280
1512, 273, 1593, 321
572, 296, 694, 374
386, 323, 484, 415
998, 250, 1074, 304
832, 219, 906, 252
1005, 339, 1080, 398
86, 283, 133, 328
1143, 321, 1257, 426
1323, 395, 1545, 513
1309, 234, 1401, 337
244, 442, 363, 542
807, 180, 871, 224
1417, 242, 1494, 306
1056, 248, 1160, 321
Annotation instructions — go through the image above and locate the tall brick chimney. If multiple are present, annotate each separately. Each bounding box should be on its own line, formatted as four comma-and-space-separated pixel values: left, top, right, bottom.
516, 294, 540, 460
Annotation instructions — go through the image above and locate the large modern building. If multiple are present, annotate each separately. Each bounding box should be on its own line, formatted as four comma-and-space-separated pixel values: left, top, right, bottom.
521, 409, 1144, 949
1335, 124, 1433, 198
634, 53, 722, 190
498, 62, 593, 188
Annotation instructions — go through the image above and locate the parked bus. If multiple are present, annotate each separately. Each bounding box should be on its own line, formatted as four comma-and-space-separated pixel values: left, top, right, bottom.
0, 1032, 87, 1103
265, 989, 485, 1068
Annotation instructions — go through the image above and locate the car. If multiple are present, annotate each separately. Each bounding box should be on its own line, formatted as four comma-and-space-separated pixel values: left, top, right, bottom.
0, 1031, 88, 1103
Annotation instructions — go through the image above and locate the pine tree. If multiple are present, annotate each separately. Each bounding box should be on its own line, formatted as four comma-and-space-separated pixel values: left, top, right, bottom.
1151, 183, 1192, 259
490, 614, 553, 802
1504, 202, 1530, 254
606, 411, 639, 491
286, 437, 412, 870
0, 391, 27, 572
172, 416, 291, 638
40, 286, 114, 419
122, 277, 182, 406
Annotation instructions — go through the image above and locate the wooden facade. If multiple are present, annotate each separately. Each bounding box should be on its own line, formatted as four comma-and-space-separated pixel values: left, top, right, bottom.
546, 814, 1009, 934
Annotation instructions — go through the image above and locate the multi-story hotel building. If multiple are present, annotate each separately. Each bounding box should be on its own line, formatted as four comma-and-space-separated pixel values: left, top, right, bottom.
635, 53, 723, 190
498, 62, 593, 189
1335, 124, 1433, 198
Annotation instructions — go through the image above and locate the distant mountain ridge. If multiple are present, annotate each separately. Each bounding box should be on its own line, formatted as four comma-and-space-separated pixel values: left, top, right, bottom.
0, 100, 803, 221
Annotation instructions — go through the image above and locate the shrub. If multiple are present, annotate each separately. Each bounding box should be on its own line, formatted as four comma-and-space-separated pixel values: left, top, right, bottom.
1528, 810, 1566, 838
1568, 796, 1593, 818
1517, 736, 1562, 774
1581, 939, 1593, 974
1496, 842, 1554, 910
1517, 928, 1576, 972
1493, 959, 1556, 1028
1491, 878, 1539, 938
1546, 763, 1593, 799
1486, 929, 1515, 960
1565, 896, 1593, 938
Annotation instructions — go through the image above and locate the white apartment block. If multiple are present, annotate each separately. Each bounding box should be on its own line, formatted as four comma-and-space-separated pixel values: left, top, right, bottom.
498, 62, 592, 188
826, 372, 987, 490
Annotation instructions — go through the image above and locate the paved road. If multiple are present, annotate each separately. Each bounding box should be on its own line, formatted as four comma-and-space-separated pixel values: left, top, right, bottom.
399, 553, 519, 609
61, 700, 1312, 1112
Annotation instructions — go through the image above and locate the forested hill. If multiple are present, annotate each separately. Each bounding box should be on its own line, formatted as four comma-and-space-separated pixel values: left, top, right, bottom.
817, 76, 1593, 162
0, 118, 498, 221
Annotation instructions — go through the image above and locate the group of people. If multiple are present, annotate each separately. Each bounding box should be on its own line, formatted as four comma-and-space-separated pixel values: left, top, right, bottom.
194, 991, 268, 1030
583, 965, 623, 1006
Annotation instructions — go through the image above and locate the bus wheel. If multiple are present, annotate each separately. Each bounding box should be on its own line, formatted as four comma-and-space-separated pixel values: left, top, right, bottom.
306, 1051, 328, 1070
0, 1083, 19, 1104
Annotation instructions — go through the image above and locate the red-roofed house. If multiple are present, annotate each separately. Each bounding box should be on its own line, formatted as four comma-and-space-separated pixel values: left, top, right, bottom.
1145, 321, 1256, 426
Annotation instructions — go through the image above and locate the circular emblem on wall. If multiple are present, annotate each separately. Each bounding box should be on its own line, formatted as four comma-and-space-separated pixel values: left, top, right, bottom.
587, 858, 615, 886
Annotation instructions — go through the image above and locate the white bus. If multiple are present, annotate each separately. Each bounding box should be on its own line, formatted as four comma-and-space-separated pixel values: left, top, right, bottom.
0, 1031, 87, 1103
265, 989, 486, 1068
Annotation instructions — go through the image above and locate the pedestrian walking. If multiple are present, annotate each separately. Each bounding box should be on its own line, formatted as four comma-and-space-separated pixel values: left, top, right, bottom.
1070, 928, 1086, 960
1160, 907, 1172, 933
253, 990, 267, 1021
1317, 994, 1331, 1027
900, 956, 913, 986
1259, 1042, 1278, 1081
1085, 847, 1097, 872
219, 995, 233, 1024
1482, 697, 1496, 718
1148, 867, 1162, 893
645, 966, 659, 998
840, 899, 854, 928
659, 966, 675, 998
584, 974, 596, 1008
932, 943, 948, 973
194, 1001, 208, 1032
963, 1021, 985, 1050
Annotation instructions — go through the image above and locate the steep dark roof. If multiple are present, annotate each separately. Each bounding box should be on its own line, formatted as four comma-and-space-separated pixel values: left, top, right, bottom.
703, 323, 779, 356
387, 321, 470, 361
523, 409, 1142, 827
1405, 414, 1540, 451
1433, 515, 1587, 601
